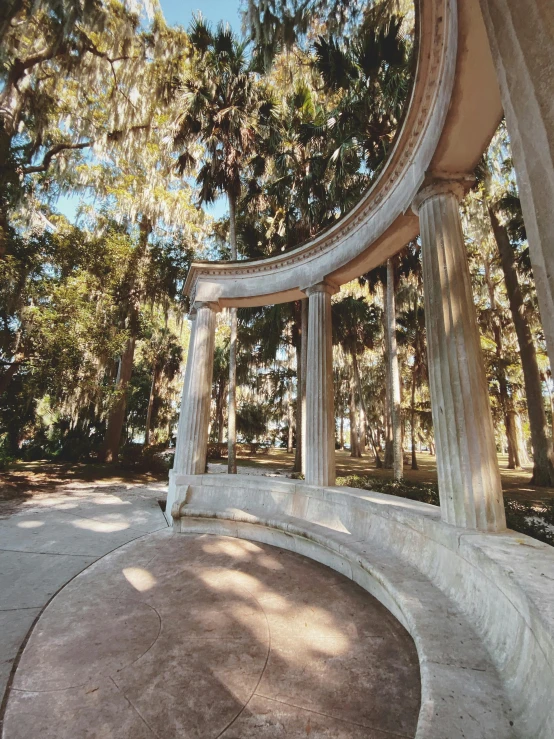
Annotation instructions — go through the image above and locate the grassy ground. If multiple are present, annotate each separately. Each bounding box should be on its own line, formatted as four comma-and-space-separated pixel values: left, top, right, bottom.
225, 448, 554, 505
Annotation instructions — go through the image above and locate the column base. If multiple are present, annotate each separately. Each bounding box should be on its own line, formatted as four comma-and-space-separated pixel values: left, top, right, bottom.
166, 470, 196, 526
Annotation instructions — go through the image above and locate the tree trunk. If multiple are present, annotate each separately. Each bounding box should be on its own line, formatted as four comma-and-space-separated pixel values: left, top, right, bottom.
227, 190, 238, 474
216, 380, 225, 445
411, 370, 418, 470
100, 336, 136, 462
489, 205, 554, 485
287, 383, 294, 454
484, 257, 522, 469
357, 404, 366, 456
144, 365, 160, 447
99, 215, 151, 463
544, 373, 554, 440
339, 413, 344, 450
387, 259, 403, 480
515, 411, 531, 466
383, 285, 393, 468
349, 367, 359, 457
505, 409, 522, 469
352, 350, 382, 466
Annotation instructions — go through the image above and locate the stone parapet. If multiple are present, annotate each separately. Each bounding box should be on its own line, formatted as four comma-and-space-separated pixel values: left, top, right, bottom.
170, 473, 554, 739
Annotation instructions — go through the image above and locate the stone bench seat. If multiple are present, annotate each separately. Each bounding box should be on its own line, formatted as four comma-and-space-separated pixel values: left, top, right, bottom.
168, 474, 554, 739
174, 503, 515, 738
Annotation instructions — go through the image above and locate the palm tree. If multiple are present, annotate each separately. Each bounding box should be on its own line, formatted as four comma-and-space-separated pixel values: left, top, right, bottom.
332, 295, 383, 466
477, 143, 554, 486
174, 17, 272, 473
397, 281, 427, 471
386, 258, 403, 480
488, 197, 554, 485
212, 343, 230, 445
309, 14, 411, 203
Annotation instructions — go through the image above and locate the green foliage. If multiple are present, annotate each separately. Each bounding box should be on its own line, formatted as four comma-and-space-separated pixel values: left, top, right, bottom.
119, 442, 174, 473
0, 433, 13, 470
242, 0, 401, 65
337, 475, 554, 547
237, 401, 268, 442
505, 500, 554, 548
337, 474, 440, 505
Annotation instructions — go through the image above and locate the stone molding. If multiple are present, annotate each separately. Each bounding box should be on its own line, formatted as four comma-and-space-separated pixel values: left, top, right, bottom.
303, 280, 339, 297
411, 173, 476, 214
184, 0, 461, 307
193, 300, 221, 313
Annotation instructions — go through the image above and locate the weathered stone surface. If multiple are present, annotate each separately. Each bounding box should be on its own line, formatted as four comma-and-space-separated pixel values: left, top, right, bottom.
304, 282, 337, 487
0, 609, 40, 705
478, 0, 554, 369
172, 301, 218, 478
172, 472, 554, 738
0, 484, 168, 713
414, 181, 506, 532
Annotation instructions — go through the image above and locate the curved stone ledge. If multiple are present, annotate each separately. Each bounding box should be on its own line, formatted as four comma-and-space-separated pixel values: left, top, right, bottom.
168, 473, 554, 739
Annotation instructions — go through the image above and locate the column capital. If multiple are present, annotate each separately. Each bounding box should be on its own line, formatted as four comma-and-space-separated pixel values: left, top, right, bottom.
412, 174, 475, 215
193, 300, 221, 314
303, 280, 339, 298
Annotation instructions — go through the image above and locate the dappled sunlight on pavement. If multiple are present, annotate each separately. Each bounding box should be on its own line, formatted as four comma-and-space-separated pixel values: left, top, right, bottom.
0, 481, 168, 710
3, 531, 420, 739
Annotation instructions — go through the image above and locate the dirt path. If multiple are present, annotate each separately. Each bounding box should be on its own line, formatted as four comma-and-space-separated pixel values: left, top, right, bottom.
0, 462, 165, 517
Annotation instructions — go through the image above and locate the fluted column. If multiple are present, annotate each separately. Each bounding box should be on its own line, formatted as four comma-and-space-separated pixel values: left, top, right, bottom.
479, 0, 554, 370
173, 301, 219, 476
174, 309, 197, 452
305, 281, 337, 487
300, 298, 308, 476
413, 181, 506, 532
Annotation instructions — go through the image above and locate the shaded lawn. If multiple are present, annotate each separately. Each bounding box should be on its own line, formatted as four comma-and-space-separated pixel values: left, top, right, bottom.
1, 449, 552, 515
0, 461, 166, 515
219, 448, 554, 505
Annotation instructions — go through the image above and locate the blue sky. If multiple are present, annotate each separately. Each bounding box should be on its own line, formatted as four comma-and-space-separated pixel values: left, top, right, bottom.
56, 0, 241, 224
159, 0, 241, 31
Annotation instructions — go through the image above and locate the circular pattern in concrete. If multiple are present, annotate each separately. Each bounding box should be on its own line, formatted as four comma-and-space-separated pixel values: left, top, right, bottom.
4, 531, 420, 738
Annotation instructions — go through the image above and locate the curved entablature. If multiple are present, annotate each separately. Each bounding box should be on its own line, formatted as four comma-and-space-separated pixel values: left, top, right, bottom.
184, 0, 502, 309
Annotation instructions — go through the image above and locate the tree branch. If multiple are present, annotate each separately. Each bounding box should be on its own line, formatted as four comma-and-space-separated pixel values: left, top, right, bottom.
22, 141, 92, 174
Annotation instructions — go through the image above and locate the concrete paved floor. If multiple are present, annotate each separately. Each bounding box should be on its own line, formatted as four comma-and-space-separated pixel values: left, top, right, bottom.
0, 483, 420, 738
0, 482, 169, 716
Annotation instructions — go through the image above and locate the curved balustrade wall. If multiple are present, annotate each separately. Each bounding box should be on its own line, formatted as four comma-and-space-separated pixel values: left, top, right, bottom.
169, 475, 554, 739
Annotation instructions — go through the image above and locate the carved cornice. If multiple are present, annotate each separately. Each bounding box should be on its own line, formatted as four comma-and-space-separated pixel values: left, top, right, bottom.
184, 0, 457, 303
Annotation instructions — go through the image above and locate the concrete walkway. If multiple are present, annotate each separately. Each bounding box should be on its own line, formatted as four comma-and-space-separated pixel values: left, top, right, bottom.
0, 482, 169, 716
0, 483, 420, 738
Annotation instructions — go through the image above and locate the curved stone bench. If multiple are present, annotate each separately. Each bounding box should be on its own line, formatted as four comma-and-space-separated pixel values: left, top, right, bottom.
169, 474, 554, 739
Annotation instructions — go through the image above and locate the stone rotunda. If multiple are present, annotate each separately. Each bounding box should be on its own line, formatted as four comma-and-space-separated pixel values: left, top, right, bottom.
167, 0, 554, 737
2, 1, 554, 739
